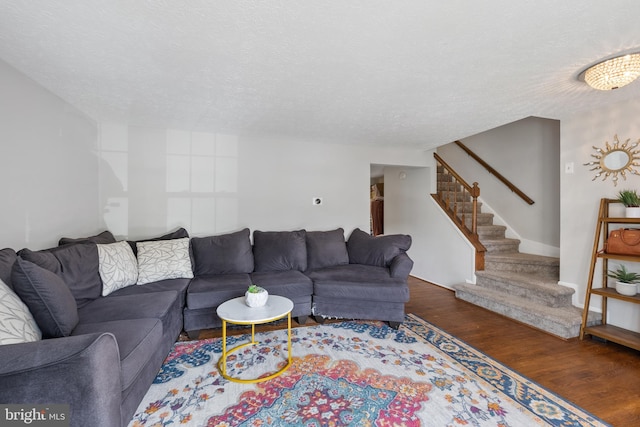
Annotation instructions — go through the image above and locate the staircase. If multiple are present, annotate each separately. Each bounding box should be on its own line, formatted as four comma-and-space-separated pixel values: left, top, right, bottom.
436, 168, 600, 339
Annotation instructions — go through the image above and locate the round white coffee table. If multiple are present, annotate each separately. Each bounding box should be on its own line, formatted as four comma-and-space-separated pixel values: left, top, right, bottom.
216, 295, 293, 383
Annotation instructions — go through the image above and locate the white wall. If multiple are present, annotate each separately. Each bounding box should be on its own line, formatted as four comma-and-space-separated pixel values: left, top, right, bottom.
560, 97, 640, 333
0, 60, 100, 250
384, 164, 475, 286
98, 123, 431, 241
437, 117, 561, 256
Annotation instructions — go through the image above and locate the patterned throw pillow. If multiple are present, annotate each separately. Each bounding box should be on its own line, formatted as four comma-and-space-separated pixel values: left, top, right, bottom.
136, 237, 194, 285
97, 241, 138, 296
0, 278, 41, 345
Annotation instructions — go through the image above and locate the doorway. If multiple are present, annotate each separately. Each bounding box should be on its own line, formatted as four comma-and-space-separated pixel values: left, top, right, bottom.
370, 164, 384, 235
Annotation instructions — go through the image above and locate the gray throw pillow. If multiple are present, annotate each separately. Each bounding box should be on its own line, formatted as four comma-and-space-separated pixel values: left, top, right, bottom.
191, 228, 254, 275
306, 228, 349, 270
0, 248, 18, 290
58, 230, 116, 246
11, 258, 79, 338
19, 243, 102, 308
253, 230, 307, 272
347, 228, 412, 267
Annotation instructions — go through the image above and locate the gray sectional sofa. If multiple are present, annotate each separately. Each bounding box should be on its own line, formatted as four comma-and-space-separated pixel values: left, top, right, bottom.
0, 226, 412, 427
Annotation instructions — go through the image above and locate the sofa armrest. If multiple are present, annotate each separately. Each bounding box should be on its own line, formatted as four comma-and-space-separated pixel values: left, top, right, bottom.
0, 333, 122, 427
389, 252, 414, 279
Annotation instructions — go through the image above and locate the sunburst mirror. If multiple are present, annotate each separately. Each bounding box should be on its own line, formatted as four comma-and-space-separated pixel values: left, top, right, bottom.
584, 134, 640, 186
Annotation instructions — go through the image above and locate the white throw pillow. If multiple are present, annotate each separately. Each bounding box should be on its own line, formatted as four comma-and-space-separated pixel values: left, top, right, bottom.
0, 278, 42, 345
97, 241, 139, 296
136, 237, 194, 285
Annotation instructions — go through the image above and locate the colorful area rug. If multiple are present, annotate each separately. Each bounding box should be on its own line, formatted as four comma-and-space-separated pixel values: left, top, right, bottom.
129, 314, 609, 426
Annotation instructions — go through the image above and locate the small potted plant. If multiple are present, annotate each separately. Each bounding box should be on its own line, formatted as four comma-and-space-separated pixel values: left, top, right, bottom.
245, 284, 269, 307
616, 189, 640, 217
607, 264, 640, 296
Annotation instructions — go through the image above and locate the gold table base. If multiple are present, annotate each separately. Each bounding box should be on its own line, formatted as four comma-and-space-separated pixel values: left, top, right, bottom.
217, 312, 292, 383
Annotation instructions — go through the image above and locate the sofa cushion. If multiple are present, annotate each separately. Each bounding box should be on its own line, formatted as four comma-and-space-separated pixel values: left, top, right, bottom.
253, 230, 307, 272
71, 318, 163, 391
191, 228, 254, 275
0, 248, 17, 290
11, 258, 79, 338
186, 274, 252, 310
0, 278, 41, 344
108, 277, 191, 302
347, 228, 412, 268
58, 230, 116, 246
97, 241, 139, 296
250, 270, 313, 298
127, 227, 189, 256
306, 228, 349, 271
77, 291, 180, 329
136, 238, 194, 285
18, 243, 102, 308
309, 264, 409, 303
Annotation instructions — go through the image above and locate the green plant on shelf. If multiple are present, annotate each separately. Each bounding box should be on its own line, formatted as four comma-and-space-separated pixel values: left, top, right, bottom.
607, 264, 640, 283
616, 189, 640, 207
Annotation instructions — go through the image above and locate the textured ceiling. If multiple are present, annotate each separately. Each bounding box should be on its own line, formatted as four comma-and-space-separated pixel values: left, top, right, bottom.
1, 1, 640, 149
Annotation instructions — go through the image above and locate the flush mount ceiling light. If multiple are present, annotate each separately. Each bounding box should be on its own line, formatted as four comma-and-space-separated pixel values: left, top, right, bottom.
580, 52, 640, 90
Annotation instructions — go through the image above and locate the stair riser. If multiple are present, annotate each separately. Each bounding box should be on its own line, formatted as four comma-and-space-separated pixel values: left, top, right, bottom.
442, 201, 481, 214
437, 182, 462, 191
465, 215, 494, 227
440, 192, 472, 202
475, 276, 571, 307
483, 241, 520, 253
437, 173, 454, 183
455, 289, 590, 339
477, 226, 506, 239
485, 260, 559, 277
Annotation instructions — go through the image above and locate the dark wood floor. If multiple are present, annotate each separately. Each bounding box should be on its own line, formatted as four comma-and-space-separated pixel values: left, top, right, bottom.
200, 277, 640, 426
405, 277, 640, 427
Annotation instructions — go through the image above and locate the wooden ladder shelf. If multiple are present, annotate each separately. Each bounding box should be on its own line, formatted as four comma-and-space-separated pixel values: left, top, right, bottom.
580, 198, 640, 350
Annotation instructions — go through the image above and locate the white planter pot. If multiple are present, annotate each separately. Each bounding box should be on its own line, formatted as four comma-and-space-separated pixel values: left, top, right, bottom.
625, 207, 640, 218
245, 288, 269, 307
615, 281, 637, 296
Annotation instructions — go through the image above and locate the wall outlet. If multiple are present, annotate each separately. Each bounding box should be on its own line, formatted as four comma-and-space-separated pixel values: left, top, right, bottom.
312, 197, 323, 205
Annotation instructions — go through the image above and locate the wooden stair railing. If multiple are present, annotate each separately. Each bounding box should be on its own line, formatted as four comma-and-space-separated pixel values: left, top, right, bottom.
433, 152, 486, 271
454, 140, 534, 205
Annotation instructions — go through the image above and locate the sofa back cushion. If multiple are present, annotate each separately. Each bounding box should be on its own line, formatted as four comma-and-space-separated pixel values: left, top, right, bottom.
11, 258, 79, 338
347, 228, 412, 268
0, 248, 18, 291
306, 228, 349, 270
191, 228, 254, 275
253, 230, 307, 272
18, 243, 102, 308
58, 230, 116, 246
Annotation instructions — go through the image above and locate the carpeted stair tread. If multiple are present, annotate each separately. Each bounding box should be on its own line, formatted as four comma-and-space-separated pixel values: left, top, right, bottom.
475, 270, 572, 307
454, 283, 601, 339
